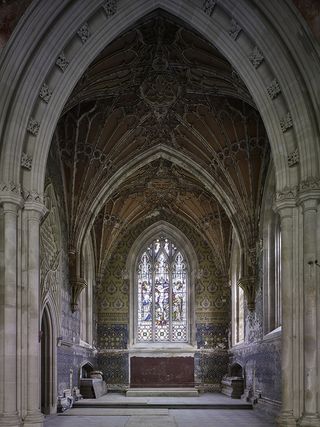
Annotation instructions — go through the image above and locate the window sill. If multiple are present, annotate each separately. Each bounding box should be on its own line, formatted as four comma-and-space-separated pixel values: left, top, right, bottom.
263, 326, 281, 341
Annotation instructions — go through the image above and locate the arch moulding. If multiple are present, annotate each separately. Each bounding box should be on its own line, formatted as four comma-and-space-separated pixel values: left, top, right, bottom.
0, 0, 319, 202
126, 220, 199, 351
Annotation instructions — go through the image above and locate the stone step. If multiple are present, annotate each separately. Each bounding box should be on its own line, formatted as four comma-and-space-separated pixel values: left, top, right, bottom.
126, 388, 199, 397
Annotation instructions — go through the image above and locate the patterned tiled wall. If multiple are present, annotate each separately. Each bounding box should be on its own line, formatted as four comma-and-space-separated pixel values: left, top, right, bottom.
46, 141, 98, 395
97, 212, 230, 387
229, 251, 281, 403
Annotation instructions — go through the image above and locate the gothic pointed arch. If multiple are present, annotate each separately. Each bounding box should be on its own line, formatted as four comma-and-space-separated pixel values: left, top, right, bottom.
126, 221, 198, 348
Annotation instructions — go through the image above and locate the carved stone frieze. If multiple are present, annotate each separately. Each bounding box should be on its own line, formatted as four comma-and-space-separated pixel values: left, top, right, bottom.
56, 52, 69, 72
103, 0, 117, 17
0, 182, 23, 204
27, 117, 40, 136
23, 189, 43, 203
299, 177, 320, 192
287, 147, 299, 167
280, 112, 293, 133
249, 46, 264, 68
275, 186, 297, 202
229, 19, 242, 40
39, 83, 52, 103
21, 152, 32, 170
77, 23, 90, 43
203, 0, 217, 16
267, 79, 281, 100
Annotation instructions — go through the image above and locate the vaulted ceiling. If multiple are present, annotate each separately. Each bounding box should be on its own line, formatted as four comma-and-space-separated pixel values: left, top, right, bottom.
54, 10, 270, 279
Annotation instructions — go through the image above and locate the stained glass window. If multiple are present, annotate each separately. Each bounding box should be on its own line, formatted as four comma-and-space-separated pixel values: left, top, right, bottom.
137, 236, 188, 343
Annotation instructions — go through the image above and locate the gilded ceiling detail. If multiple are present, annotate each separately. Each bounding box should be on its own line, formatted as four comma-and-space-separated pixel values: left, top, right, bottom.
55, 11, 270, 285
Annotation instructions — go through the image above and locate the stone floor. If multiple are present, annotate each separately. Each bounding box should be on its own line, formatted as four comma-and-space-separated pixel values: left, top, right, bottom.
44, 393, 276, 426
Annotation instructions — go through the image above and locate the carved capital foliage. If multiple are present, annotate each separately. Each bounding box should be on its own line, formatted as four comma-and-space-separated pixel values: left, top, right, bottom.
297, 177, 320, 206
237, 276, 256, 311
70, 277, 87, 313
0, 182, 23, 206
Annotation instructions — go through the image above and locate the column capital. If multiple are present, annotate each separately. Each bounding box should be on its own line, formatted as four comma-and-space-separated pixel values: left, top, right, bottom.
273, 186, 297, 218
297, 177, 320, 210
24, 199, 48, 220
0, 181, 24, 209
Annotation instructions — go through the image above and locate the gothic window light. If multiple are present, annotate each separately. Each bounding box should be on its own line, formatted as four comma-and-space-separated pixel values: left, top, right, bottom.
231, 235, 244, 345
136, 236, 188, 343
262, 166, 282, 334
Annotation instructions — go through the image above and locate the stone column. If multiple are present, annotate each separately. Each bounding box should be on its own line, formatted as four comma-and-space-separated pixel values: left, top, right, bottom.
298, 192, 320, 427
274, 198, 297, 427
0, 198, 22, 427
23, 201, 47, 427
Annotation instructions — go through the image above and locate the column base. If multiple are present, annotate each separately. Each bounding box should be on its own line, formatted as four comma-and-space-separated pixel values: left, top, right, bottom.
298, 414, 320, 427
23, 411, 44, 427
277, 412, 297, 427
0, 413, 21, 427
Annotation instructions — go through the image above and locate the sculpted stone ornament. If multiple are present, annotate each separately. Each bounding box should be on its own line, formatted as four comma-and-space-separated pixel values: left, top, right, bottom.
275, 186, 297, 202
203, 0, 217, 16
249, 46, 264, 68
70, 277, 87, 312
229, 19, 242, 40
77, 23, 90, 43
56, 52, 69, 72
39, 83, 52, 103
21, 152, 33, 170
299, 177, 320, 192
27, 117, 40, 136
267, 79, 281, 100
237, 276, 256, 311
140, 71, 181, 121
103, 0, 117, 17
287, 148, 299, 167
280, 112, 293, 133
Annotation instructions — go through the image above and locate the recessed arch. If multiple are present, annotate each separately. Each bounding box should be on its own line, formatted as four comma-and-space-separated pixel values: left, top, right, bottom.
126, 220, 199, 348
0, 0, 319, 199
79, 144, 244, 255
40, 300, 58, 415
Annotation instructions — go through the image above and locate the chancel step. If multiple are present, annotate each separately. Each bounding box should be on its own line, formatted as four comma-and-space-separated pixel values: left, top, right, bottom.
126, 388, 199, 397
73, 392, 253, 410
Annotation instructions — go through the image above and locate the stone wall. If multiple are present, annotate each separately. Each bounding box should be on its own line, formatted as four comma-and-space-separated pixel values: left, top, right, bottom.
44, 141, 98, 396
97, 213, 230, 389
229, 252, 281, 404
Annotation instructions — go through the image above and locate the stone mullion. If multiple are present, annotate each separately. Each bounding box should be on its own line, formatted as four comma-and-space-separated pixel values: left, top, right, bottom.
0, 201, 21, 427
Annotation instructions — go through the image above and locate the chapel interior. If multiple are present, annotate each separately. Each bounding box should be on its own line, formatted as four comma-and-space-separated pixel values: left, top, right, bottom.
0, 1, 320, 427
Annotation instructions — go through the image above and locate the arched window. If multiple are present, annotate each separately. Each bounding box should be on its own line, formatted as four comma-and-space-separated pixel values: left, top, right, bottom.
261, 165, 282, 335
136, 236, 188, 343
231, 233, 244, 345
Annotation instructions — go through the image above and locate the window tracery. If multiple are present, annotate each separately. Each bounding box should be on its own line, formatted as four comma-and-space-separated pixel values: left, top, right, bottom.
137, 236, 188, 343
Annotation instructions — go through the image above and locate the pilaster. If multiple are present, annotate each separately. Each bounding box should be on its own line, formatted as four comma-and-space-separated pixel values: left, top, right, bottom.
274, 190, 298, 427
22, 200, 47, 427
297, 181, 320, 427
0, 193, 23, 427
